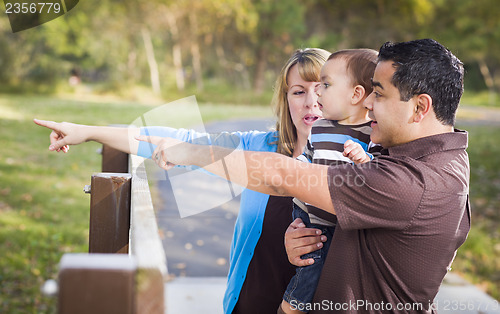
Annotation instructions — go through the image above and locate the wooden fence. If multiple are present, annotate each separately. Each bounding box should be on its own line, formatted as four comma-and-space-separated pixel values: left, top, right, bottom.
56, 145, 167, 314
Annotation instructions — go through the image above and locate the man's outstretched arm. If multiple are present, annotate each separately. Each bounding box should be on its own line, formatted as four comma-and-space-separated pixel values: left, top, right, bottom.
136, 136, 335, 215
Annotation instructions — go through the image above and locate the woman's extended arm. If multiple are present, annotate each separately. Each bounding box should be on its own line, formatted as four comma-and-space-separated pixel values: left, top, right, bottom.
34, 119, 253, 157
34, 119, 140, 154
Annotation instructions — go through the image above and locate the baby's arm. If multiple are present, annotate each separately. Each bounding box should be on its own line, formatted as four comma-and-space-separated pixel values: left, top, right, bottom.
343, 140, 371, 164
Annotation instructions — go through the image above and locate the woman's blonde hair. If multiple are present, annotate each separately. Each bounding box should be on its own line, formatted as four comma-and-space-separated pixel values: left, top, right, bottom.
272, 48, 330, 156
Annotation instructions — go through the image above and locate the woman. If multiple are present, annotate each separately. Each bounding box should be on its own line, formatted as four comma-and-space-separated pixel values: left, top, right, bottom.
34, 48, 329, 313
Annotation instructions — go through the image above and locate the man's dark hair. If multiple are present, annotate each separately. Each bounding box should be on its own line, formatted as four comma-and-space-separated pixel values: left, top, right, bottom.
378, 39, 464, 126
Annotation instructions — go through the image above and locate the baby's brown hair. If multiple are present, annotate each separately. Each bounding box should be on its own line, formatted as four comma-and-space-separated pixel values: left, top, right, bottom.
328, 49, 378, 95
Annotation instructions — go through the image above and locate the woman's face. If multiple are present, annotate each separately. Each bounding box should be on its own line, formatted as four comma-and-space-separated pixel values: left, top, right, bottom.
286, 64, 322, 143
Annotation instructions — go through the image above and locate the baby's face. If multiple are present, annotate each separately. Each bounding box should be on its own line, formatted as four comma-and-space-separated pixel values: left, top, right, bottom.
316, 58, 355, 121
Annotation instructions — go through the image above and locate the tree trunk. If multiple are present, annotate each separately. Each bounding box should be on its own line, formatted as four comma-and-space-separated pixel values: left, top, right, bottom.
189, 11, 203, 92
253, 44, 268, 94
141, 28, 160, 95
215, 43, 232, 79
127, 50, 137, 85
216, 40, 250, 89
478, 59, 496, 105
165, 10, 185, 91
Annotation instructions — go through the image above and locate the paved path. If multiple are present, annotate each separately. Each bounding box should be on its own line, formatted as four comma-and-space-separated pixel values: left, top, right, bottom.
154, 118, 275, 277
155, 118, 274, 313
153, 109, 500, 313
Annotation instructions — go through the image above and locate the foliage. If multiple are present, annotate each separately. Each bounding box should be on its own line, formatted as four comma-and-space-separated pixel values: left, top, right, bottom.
1, 0, 499, 100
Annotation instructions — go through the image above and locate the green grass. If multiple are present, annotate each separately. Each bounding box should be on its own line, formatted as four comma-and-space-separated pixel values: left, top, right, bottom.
461, 90, 499, 108
160, 80, 276, 106
1, 94, 499, 313
452, 123, 500, 299
0, 94, 271, 313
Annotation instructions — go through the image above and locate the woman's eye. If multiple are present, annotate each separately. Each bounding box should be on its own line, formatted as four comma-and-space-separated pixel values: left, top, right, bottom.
323, 83, 330, 88
293, 91, 305, 95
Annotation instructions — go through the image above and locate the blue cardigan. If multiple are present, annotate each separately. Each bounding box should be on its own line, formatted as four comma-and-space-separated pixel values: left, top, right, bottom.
137, 126, 279, 314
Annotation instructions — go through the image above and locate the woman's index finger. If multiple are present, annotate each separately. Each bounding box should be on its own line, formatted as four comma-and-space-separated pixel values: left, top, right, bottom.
33, 119, 59, 131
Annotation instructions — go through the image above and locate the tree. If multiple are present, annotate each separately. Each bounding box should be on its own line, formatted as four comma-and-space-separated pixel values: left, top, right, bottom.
246, 0, 307, 94
305, 0, 437, 50
432, 0, 500, 104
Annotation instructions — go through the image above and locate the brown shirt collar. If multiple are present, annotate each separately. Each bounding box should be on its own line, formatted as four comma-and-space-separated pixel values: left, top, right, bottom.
380, 129, 468, 159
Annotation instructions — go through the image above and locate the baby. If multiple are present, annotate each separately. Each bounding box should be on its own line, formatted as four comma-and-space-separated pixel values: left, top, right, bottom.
281, 49, 378, 314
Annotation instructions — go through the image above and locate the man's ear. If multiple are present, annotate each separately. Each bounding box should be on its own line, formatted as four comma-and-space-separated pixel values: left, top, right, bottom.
413, 94, 433, 123
352, 85, 366, 104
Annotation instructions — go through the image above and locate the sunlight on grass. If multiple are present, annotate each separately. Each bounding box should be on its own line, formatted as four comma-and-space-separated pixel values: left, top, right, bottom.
456, 107, 484, 120
0, 103, 25, 121
461, 90, 499, 108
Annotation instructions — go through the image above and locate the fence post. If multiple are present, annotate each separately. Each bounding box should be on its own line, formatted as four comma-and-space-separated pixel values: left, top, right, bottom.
136, 268, 165, 314
101, 144, 129, 173
57, 140, 167, 312
58, 253, 136, 314
89, 173, 132, 253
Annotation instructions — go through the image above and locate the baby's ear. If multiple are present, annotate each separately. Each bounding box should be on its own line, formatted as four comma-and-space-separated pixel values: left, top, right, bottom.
352, 85, 366, 104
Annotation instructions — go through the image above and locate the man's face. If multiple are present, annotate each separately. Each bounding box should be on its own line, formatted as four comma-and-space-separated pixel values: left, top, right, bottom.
364, 61, 416, 147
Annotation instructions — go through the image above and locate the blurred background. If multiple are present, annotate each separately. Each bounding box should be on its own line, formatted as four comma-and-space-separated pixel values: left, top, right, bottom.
1, 0, 500, 102
0, 0, 499, 313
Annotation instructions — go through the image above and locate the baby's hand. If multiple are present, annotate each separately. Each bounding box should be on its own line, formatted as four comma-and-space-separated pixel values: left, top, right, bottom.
343, 140, 371, 164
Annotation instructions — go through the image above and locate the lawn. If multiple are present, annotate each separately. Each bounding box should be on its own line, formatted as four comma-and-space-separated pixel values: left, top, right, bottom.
453, 123, 500, 299
460, 91, 499, 108
0, 93, 499, 313
0, 94, 272, 313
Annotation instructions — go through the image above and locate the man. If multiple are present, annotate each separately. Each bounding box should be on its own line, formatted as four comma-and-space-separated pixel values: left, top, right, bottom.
139, 39, 470, 313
